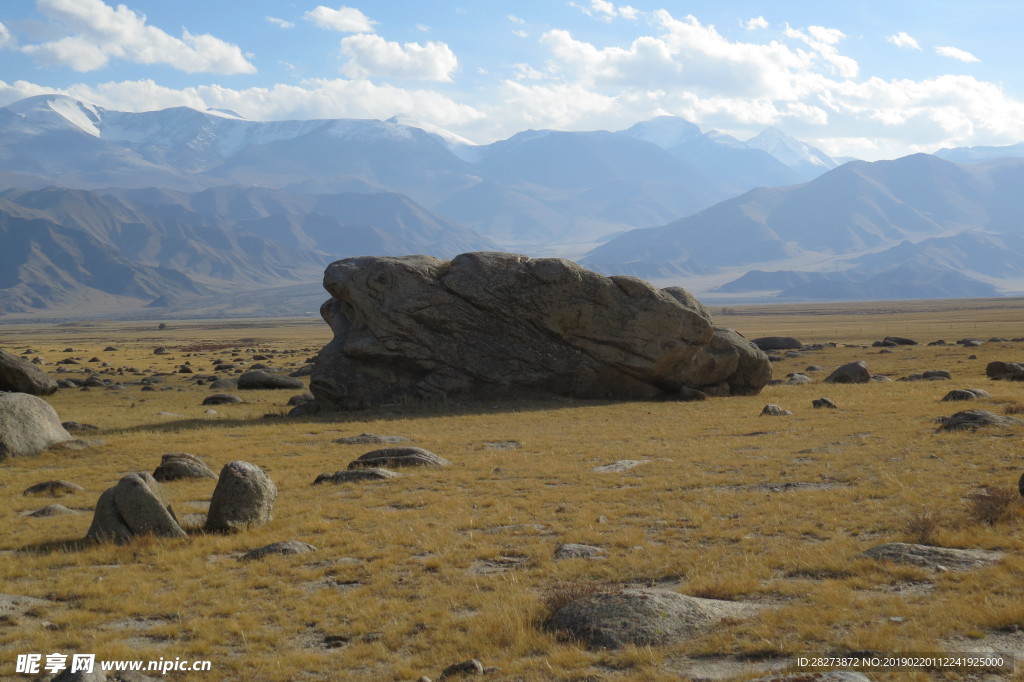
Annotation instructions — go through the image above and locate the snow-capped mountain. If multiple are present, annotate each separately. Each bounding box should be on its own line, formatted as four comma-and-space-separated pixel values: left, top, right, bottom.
745, 127, 839, 179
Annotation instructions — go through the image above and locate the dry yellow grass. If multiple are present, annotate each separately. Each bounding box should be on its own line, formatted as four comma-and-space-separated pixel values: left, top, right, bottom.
1, 299, 1023, 680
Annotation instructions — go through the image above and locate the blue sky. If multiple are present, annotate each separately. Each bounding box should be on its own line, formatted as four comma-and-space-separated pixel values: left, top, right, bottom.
1, 0, 1022, 159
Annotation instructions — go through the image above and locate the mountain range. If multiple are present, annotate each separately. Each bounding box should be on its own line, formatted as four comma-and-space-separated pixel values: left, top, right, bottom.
2, 93, 1024, 317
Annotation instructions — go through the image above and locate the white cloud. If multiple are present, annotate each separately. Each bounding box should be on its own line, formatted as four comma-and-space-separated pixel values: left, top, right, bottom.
935, 45, 980, 63
887, 32, 921, 50
21, 0, 255, 74
416, 24, 430, 32
305, 6, 376, 33
745, 16, 769, 31
512, 30, 528, 39
0, 21, 13, 48
340, 34, 458, 82
570, 1, 639, 21
785, 24, 858, 78
508, 15, 525, 25
266, 17, 295, 29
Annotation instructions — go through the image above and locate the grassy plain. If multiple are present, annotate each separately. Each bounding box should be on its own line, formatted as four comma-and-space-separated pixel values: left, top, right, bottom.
2, 298, 1024, 680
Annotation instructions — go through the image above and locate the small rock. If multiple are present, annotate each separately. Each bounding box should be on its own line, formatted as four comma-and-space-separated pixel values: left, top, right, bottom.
554, 543, 607, 560
237, 370, 304, 390
942, 389, 980, 402
23, 480, 84, 497
313, 468, 398, 484
348, 447, 450, 469
860, 542, 1002, 571
152, 453, 217, 481
239, 540, 317, 562
202, 394, 243, 405
27, 504, 80, 517
593, 460, 648, 473
812, 397, 837, 409
760, 404, 792, 416
334, 433, 409, 445
935, 410, 1024, 431
61, 421, 99, 432
785, 373, 812, 385
439, 659, 484, 679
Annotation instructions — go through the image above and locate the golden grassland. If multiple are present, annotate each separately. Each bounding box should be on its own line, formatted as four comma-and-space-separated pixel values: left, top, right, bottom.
2, 298, 1024, 680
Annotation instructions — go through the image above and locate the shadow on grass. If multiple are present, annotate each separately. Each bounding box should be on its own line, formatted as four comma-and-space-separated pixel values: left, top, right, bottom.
17, 537, 92, 555
105, 394, 638, 436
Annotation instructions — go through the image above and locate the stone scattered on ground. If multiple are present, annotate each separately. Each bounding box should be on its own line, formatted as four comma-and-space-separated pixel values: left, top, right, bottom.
205, 461, 278, 532
941, 388, 986, 402
785, 372, 812, 385
438, 659, 484, 679
986, 361, 1024, 381
310, 252, 771, 410
61, 421, 99, 432
286, 392, 314, 406
313, 468, 398, 485
752, 336, 803, 351
208, 378, 239, 390
152, 452, 217, 481
481, 440, 522, 450
239, 540, 317, 562
860, 542, 1003, 571
237, 370, 304, 390
86, 472, 187, 544
0, 392, 73, 460
761, 404, 793, 416
23, 480, 84, 497
935, 410, 1024, 431
26, 504, 81, 517
812, 397, 837, 409
0, 348, 58, 395
593, 460, 649, 473
348, 447, 450, 469
823, 361, 870, 384
334, 433, 410, 445
545, 587, 761, 649
900, 370, 952, 381
470, 555, 531, 574
554, 543, 607, 560
201, 393, 243, 406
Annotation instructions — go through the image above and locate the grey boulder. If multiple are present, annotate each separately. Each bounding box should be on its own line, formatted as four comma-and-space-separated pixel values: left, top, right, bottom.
86, 472, 186, 544
0, 392, 73, 460
152, 452, 217, 481
0, 348, 57, 395
205, 461, 278, 532
310, 253, 770, 410
823, 361, 871, 384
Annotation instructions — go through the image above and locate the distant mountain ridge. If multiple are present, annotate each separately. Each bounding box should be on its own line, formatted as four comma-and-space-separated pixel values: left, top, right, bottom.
0, 94, 839, 252
582, 153, 1024, 300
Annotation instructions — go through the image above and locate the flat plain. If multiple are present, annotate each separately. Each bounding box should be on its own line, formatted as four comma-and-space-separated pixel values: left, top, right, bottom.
3, 297, 1024, 681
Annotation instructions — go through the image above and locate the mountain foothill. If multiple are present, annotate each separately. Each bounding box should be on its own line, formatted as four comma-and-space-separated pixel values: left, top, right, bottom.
2, 93, 1022, 317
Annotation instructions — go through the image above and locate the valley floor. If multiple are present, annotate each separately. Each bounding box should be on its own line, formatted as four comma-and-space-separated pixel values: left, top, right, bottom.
2, 301, 1024, 680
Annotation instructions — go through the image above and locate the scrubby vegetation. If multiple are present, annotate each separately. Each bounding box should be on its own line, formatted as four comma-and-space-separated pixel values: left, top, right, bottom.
2, 299, 1024, 680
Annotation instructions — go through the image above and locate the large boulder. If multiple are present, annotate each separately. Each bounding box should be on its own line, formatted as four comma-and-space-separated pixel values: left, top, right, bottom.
823, 361, 871, 384
0, 349, 57, 395
0, 392, 73, 460
205, 461, 277, 532
85, 472, 187, 544
310, 253, 770, 409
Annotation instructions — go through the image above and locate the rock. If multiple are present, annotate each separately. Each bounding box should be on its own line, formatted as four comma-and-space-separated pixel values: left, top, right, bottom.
329, 432, 405, 444
544, 587, 760, 649
924, 369, 952, 379
205, 461, 278, 532
986, 361, 1024, 381
812, 397, 837, 409
785, 372, 812, 385
884, 336, 918, 345
86, 472, 187, 544
942, 389, 981, 402
554, 543, 607, 560
0, 393, 73, 460
286, 392, 315, 406
61, 421, 99, 432
965, 388, 990, 398
310, 253, 770, 409
348, 447, 450, 469
209, 378, 239, 390
439, 659, 484, 679
872, 339, 897, 347
289, 364, 314, 377
751, 336, 802, 351
152, 453, 217, 481
202, 394, 243, 405
593, 460, 649, 472
237, 370, 304, 390
860, 542, 1003, 571
313, 468, 398, 484
23, 480, 84, 496
823, 361, 870, 384
239, 540, 317, 562
27, 503, 80, 517
0, 348, 57, 395
676, 386, 707, 401
761, 404, 792, 416
935, 410, 1024, 431
153, 346, 169, 355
